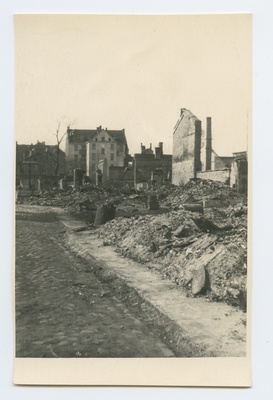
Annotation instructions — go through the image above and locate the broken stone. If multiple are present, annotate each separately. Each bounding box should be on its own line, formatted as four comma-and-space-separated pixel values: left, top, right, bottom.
94, 203, 116, 227
183, 203, 203, 214
191, 266, 206, 295
64, 178, 248, 310
73, 226, 88, 232
193, 217, 233, 233
173, 222, 199, 238
147, 194, 159, 210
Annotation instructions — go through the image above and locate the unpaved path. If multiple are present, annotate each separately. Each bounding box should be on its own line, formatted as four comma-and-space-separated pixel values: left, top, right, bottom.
15, 205, 175, 357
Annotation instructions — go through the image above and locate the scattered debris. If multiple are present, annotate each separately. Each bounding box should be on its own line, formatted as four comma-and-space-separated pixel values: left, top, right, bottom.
96, 179, 247, 310
20, 179, 248, 310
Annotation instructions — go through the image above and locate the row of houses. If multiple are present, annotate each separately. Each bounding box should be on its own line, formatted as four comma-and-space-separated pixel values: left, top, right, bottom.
16, 108, 248, 193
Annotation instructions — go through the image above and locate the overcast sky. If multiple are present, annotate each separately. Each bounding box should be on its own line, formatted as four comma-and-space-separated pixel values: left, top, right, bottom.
15, 14, 251, 156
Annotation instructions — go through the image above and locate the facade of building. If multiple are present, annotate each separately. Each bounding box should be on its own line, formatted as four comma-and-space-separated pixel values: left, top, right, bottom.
133, 142, 172, 189
85, 126, 129, 181
66, 126, 129, 179
65, 128, 97, 173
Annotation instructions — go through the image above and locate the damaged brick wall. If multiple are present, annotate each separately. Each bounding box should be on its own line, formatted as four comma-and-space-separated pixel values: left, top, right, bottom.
109, 166, 134, 187
134, 145, 172, 187
230, 156, 248, 194
197, 169, 230, 184
172, 109, 201, 186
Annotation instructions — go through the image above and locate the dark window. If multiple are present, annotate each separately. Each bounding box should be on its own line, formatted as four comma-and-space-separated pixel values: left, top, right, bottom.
110, 143, 114, 150
95, 138, 98, 141
101, 137, 105, 141
101, 148, 105, 154
110, 153, 114, 161
74, 155, 78, 161
92, 143, 96, 150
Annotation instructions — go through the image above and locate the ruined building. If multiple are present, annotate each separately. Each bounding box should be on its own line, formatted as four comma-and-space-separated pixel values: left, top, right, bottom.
172, 108, 247, 193
230, 152, 248, 194
172, 109, 202, 186
16, 141, 66, 190
133, 143, 172, 190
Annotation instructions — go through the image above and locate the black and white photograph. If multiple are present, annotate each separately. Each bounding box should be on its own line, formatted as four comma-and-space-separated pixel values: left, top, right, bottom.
13, 13, 251, 386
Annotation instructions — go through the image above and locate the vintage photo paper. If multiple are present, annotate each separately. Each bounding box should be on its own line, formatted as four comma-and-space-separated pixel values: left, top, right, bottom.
14, 14, 251, 386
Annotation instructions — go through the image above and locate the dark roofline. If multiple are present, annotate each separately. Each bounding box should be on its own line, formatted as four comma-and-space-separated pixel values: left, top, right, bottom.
67, 127, 129, 152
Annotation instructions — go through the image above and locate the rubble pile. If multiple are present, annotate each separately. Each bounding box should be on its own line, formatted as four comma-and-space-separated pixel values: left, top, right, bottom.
162, 179, 245, 210
19, 185, 148, 219
97, 180, 248, 310
18, 179, 248, 310
18, 189, 65, 207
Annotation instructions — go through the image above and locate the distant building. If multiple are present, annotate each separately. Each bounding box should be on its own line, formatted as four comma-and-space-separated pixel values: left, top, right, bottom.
16, 141, 66, 189
65, 128, 97, 173
85, 126, 129, 182
133, 142, 172, 189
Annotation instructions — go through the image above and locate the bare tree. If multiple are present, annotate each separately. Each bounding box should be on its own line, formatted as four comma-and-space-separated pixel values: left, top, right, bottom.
48, 120, 76, 176
54, 122, 67, 176
46, 123, 67, 176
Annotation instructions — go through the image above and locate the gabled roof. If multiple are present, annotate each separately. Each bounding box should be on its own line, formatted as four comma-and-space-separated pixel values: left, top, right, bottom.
16, 142, 65, 166
173, 108, 200, 133
67, 128, 129, 152
67, 129, 97, 143
107, 130, 128, 151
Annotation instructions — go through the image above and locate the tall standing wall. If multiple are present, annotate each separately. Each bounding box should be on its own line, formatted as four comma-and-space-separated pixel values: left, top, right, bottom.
172, 109, 201, 186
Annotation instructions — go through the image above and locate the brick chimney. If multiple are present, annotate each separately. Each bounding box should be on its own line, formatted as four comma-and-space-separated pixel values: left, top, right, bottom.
159, 142, 163, 154
141, 143, 146, 154
194, 120, 202, 174
155, 142, 163, 159
205, 117, 212, 171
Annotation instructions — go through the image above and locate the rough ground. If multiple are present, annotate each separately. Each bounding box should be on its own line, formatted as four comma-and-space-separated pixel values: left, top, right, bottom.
15, 204, 247, 357
97, 180, 248, 310
18, 179, 248, 310
15, 206, 175, 358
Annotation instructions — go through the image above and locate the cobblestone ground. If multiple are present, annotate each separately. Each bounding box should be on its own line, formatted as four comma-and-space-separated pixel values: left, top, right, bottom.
15, 206, 174, 358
